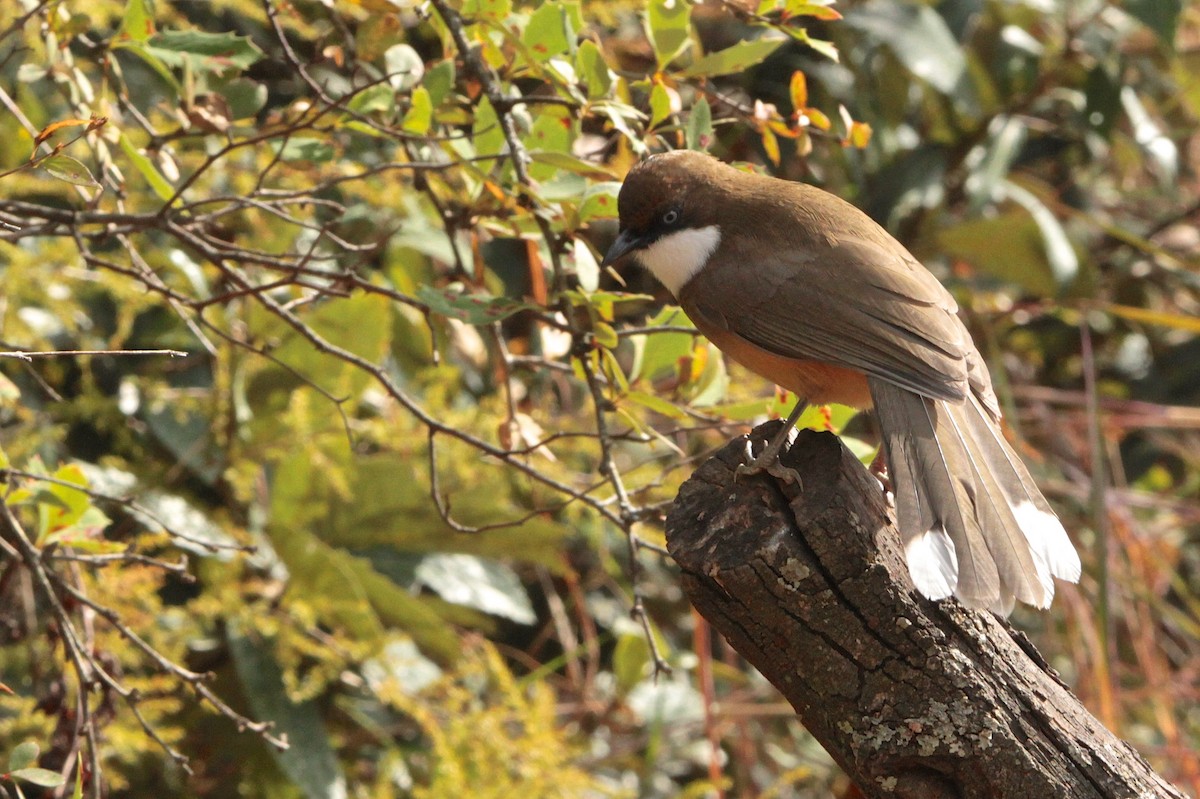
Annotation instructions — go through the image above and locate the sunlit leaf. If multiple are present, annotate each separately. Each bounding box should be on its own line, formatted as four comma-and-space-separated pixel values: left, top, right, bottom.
39, 154, 97, 186
524, 3, 573, 63
8, 741, 38, 771
680, 36, 785, 78
119, 0, 156, 42
938, 209, 1058, 296
649, 82, 673, 128
1104, 303, 1200, 334
575, 40, 612, 99
844, 2, 964, 93
424, 58, 456, 107
1001, 180, 1078, 288
228, 628, 349, 799
578, 181, 621, 221
33, 117, 96, 146
418, 285, 540, 325
275, 138, 335, 162
414, 554, 536, 625
119, 134, 176, 202
624, 390, 688, 419
145, 29, 264, 74
220, 78, 268, 119
529, 151, 618, 179
686, 96, 712, 151
10, 768, 65, 788
647, 0, 692, 69
402, 87, 432, 134
347, 84, 395, 116
613, 633, 650, 693
384, 43, 424, 91
789, 70, 809, 110
462, 0, 511, 20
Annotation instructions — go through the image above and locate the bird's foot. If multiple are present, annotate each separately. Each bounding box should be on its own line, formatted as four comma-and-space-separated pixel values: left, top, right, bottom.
735, 438, 804, 489
868, 448, 893, 499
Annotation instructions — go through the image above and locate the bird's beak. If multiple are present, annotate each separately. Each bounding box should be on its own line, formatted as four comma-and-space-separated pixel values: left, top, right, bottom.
601, 229, 645, 268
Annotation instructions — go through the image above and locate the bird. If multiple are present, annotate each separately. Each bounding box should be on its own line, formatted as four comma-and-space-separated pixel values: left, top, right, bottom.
601, 149, 1080, 614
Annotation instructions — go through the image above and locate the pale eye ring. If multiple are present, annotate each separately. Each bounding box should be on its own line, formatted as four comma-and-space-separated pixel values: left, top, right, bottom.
662, 209, 679, 225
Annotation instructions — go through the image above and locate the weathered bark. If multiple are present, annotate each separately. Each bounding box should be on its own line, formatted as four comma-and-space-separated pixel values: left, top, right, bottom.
667, 422, 1185, 799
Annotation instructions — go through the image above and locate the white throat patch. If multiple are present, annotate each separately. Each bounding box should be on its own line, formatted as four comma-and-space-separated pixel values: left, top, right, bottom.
637, 225, 721, 297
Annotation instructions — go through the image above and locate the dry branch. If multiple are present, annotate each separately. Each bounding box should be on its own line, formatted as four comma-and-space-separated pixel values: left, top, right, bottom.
667, 422, 1185, 799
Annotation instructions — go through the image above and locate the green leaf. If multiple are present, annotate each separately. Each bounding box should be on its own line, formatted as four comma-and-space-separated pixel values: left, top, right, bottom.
9, 741, 38, 771
384, 43, 424, 91
680, 36, 786, 78
1104, 303, 1200, 334
10, 768, 65, 788
938, 209, 1059, 296
220, 77, 268, 119
688, 341, 729, 406
575, 40, 612, 99
414, 554, 536, 625
613, 633, 651, 694
112, 40, 179, 90
524, 3, 573, 63
647, 0, 692, 69
39, 154, 97, 187
623, 390, 687, 420
119, 134, 176, 202
227, 628, 348, 799
119, 0, 156, 42
787, 26, 839, 61
529, 151, 618, 179
628, 306, 695, 383
572, 237, 600, 292
417, 285, 540, 325
1002, 180, 1078, 288
649, 83, 673, 128
1124, 0, 1180, 46
686, 97, 712, 151
347, 84, 395, 116
472, 95, 506, 161
0, 372, 19, 404
424, 59, 456, 108
275, 138, 334, 162
462, 0, 511, 20
145, 29, 264, 74
578, 181, 621, 221
402, 87, 432, 134
524, 107, 574, 180
844, 2, 964, 93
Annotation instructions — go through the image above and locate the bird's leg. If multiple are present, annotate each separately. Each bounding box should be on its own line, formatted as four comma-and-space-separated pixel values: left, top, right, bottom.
736, 400, 809, 486
868, 446, 893, 496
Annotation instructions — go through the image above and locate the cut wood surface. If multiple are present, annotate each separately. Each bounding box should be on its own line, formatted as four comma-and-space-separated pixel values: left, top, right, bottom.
667, 422, 1186, 799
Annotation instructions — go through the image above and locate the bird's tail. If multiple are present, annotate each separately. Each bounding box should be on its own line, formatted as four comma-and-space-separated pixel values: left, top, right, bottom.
869, 378, 1081, 614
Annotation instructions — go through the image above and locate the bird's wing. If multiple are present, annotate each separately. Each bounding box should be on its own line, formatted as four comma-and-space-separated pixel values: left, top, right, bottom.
681, 233, 974, 404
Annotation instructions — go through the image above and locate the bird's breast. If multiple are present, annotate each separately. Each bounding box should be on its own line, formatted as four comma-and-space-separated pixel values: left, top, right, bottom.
684, 301, 874, 408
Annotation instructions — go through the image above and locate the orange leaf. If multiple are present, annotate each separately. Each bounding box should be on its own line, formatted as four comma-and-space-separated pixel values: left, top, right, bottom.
789, 71, 809, 112
525, 238, 547, 305
33, 117, 93, 146
844, 121, 872, 149
804, 107, 832, 131
761, 127, 781, 166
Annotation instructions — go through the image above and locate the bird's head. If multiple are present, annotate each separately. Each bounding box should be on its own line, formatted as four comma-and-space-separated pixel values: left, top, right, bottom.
601, 150, 733, 296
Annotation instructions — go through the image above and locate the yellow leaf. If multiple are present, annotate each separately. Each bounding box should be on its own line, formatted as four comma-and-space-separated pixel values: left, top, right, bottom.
789, 71, 808, 111
1104, 303, 1200, 334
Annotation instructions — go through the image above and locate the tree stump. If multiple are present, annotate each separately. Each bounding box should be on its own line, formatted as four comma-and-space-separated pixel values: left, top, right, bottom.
666, 422, 1185, 799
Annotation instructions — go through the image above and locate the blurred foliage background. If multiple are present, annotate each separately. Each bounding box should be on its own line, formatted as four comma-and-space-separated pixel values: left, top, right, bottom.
1, 0, 1198, 796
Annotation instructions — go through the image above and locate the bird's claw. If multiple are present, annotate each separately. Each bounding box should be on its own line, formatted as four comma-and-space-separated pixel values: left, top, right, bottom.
735, 439, 804, 489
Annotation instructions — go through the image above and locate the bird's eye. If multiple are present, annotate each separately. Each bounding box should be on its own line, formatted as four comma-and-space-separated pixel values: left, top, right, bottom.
662, 209, 679, 225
